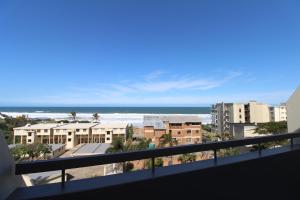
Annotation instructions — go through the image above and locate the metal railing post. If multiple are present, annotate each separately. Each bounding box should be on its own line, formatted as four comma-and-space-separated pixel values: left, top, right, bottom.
258, 143, 262, 156
61, 169, 65, 188
151, 157, 155, 176
214, 149, 217, 164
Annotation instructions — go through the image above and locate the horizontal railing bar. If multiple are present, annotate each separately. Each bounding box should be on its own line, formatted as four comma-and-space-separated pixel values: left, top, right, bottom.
15, 132, 300, 175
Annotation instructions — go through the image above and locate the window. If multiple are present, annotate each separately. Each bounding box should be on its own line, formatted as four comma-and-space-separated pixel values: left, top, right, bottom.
68, 138, 71, 142
68, 132, 72, 136
195, 130, 199, 133
169, 130, 172, 134
28, 132, 32, 136
187, 130, 191, 134
44, 129, 48, 133
186, 138, 191, 143
106, 137, 110, 140
37, 129, 41, 133
239, 115, 242, 119
178, 131, 181, 134
76, 129, 80, 132
28, 139, 31, 142
83, 129, 87, 132
239, 108, 242, 112
107, 131, 111, 135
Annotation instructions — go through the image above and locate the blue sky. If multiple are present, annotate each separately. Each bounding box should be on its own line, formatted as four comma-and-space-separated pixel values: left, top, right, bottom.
0, 0, 299, 106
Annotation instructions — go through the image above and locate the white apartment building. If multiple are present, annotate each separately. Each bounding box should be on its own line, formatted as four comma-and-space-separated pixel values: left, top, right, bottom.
212, 101, 271, 134
211, 103, 245, 134
14, 122, 128, 149
91, 123, 127, 144
13, 123, 63, 145
269, 103, 287, 122
52, 123, 98, 149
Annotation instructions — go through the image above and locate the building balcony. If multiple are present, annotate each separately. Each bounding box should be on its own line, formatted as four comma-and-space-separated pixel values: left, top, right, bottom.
3, 132, 300, 199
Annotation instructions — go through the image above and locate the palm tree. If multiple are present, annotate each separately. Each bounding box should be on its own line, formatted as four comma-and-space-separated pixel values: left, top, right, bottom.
93, 113, 100, 122
70, 112, 76, 122
160, 133, 177, 147
106, 137, 129, 172
178, 153, 197, 164
160, 133, 177, 165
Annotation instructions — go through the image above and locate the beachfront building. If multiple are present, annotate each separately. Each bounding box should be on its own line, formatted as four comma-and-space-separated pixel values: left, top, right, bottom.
143, 115, 202, 146
13, 122, 129, 149
13, 123, 63, 145
52, 123, 98, 149
245, 101, 270, 123
91, 123, 127, 143
269, 103, 287, 122
212, 101, 271, 134
211, 103, 246, 134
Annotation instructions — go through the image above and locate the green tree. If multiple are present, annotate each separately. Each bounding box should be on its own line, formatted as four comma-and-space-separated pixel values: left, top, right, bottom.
202, 124, 212, 132
10, 145, 27, 161
106, 137, 131, 172
218, 148, 240, 157
145, 157, 163, 169
160, 133, 177, 147
254, 121, 287, 135
70, 112, 76, 122
160, 133, 177, 165
126, 124, 134, 141
178, 153, 197, 164
252, 121, 288, 150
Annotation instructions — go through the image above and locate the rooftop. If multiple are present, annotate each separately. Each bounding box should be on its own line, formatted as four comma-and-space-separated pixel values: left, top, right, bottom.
71, 143, 110, 156
144, 115, 201, 129
13, 123, 63, 130
92, 123, 128, 129
53, 123, 99, 130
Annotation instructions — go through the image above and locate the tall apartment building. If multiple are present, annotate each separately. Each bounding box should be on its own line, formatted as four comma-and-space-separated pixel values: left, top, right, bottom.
269, 103, 287, 122
211, 103, 246, 134
144, 115, 202, 146
14, 122, 127, 149
211, 101, 271, 134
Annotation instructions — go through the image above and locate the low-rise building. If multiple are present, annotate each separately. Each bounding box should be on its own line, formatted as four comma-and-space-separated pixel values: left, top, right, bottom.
52, 123, 98, 149
13, 123, 63, 145
91, 123, 127, 143
13, 122, 128, 149
143, 115, 202, 146
229, 123, 258, 139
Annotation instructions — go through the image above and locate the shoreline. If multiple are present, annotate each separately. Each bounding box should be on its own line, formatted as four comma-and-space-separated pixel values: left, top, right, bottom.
1, 112, 212, 125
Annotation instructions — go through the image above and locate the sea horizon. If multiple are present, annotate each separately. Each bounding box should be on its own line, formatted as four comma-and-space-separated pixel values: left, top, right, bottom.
0, 106, 211, 114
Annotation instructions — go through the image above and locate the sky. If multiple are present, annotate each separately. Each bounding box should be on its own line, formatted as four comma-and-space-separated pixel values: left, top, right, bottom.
0, 0, 299, 106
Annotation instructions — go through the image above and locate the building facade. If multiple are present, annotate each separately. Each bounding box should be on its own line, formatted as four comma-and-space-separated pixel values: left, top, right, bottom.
269, 103, 287, 122
14, 122, 128, 149
143, 115, 202, 146
91, 123, 127, 144
212, 101, 276, 134
287, 86, 300, 134
13, 123, 63, 145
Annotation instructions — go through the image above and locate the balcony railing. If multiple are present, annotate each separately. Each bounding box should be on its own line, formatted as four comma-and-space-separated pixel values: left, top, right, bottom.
14, 132, 300, 189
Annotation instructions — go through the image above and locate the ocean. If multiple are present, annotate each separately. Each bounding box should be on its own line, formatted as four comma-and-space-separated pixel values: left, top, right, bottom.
0, 107, 212, 124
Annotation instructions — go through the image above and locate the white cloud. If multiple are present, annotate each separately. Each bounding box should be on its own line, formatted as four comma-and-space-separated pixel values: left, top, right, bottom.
109, 71, 242, 94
